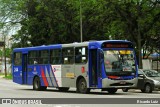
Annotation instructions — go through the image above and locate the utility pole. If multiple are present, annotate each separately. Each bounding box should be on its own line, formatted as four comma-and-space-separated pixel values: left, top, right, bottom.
137, 3, 142, 69
80, 0, 83, 42
137, 23, 142, 69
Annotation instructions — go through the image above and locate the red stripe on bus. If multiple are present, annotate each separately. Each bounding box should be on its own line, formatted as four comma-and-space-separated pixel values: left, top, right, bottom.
41, 67, 48, 86
108, 76, 119, 79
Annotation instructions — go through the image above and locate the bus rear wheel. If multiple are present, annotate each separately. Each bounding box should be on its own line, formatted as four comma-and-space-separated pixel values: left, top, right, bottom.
107, 88, 118, 94
33, 77, 47, 91
77, 78, 90, 94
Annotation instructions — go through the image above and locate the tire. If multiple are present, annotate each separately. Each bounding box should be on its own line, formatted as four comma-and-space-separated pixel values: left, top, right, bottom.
144, 84, 152, 93
33, 77, 41, 91
107, 88, 118, 94
122, 88, 129, 92
33, 77, 47, 91
58, 87, 69, 92
77, 78, 90, 94
141, 89, 145, 93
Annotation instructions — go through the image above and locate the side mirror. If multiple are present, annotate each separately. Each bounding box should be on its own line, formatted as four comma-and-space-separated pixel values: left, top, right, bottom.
138, 74, 144, 78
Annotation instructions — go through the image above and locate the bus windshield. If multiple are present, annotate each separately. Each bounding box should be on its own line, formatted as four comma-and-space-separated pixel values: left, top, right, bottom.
103, 50, 136, 76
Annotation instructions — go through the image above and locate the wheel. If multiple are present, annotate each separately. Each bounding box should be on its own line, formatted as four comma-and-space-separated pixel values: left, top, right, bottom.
122, 88, 129, 92
141, 89, 145, 93
144, 84, 152, 93
33, 77, 41, 91
107, 88, 118, 94
58, 87, 69, 92
33, 77, 47, 91
77, 78, 90, 94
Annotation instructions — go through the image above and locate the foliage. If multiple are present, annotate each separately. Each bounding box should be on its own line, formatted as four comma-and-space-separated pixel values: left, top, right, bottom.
0, 48, 11, 58
0, 0, 160, 67
3, 73, 12, 79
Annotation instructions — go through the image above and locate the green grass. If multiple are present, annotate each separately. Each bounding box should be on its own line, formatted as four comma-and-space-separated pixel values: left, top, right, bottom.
0, 73, 4, 76
3, 74, 12, 79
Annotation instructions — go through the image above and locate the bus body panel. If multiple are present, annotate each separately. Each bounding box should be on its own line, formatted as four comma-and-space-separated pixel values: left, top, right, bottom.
61, 65, 75, 87
13, 65, 23, 84
74, 63, 89, 87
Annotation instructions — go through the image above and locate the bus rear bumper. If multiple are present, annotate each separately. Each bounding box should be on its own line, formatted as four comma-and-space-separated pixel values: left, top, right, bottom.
102, 78, 138, 89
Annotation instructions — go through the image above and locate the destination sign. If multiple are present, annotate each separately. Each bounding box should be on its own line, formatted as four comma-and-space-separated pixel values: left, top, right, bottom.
101, 42, 133, 48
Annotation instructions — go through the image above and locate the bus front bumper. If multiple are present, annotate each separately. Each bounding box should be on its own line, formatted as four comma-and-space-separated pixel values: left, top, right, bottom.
102, 78, 138, 88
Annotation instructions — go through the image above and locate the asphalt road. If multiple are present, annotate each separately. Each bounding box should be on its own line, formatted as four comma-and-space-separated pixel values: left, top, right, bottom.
0, 77, 160, 107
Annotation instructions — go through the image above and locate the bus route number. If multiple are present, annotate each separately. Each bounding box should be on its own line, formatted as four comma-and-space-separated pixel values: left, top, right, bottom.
14, 68, 18, 72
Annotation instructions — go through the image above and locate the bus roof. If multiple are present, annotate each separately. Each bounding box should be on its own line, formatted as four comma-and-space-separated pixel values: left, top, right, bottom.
13, 40, 132, 53
13, 44, 61, 53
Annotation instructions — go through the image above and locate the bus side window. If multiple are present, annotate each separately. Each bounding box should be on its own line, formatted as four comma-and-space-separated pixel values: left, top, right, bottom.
75, 47, 88, 63
62, 48, 74, 64
39, 50, 49, 64
14, 52, 22, 66
28, 51, 39, 65
50, 49, 61, 64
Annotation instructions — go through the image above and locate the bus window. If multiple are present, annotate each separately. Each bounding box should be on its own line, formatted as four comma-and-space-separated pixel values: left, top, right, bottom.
50, 49, 61, 64
14, 52, 22, 66
75, 47, 88, 63
28, 51, 39, 65
62, 48, 74, 64
39, 50, 49, 64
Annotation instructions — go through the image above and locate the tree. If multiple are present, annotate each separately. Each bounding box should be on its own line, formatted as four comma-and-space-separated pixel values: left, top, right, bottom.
103, 0, 160, 68
2, 0, 159, 69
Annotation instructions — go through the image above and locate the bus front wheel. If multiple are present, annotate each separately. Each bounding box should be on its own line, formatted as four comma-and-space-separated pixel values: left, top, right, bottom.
77, 78, 90, 94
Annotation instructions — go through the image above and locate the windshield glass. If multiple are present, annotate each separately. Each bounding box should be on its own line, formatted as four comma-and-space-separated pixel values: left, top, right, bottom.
143, 70, 160, 77
104, 50, 136, 75
138, 69, 144, 74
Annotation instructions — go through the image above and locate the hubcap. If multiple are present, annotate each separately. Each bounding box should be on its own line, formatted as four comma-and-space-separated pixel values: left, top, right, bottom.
80, 81, 86, 91
145, 85, 150, 92
35, 79, 39, 89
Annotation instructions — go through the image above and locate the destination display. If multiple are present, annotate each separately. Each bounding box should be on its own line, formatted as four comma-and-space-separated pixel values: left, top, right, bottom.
101, 42, 133, 48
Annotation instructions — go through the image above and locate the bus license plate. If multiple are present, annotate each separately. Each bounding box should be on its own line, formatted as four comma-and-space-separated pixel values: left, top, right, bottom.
120, 81, 126, 84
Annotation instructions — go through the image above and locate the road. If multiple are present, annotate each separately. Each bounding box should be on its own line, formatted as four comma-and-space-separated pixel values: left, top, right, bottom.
0, 77, 160, 107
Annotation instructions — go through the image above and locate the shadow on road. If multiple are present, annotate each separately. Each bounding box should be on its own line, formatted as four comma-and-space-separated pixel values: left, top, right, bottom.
18, 88, 136, 95
125, 90, 160, 94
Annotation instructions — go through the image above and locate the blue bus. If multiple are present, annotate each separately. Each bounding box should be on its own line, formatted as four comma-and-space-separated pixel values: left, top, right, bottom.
12, 40, 138, 94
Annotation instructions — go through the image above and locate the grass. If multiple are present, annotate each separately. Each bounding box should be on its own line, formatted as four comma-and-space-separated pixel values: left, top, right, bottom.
3, 74, 12, 79
0, 73, 4, 76
0, 73, 12, 79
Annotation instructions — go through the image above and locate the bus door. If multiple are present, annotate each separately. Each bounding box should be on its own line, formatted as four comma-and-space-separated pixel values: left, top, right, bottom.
89, 49, 99, 87
13, 52, 23, 84
22, 54, 28, 84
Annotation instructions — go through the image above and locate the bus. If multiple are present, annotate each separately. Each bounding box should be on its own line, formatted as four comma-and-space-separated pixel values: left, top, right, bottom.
12, 40, 138, 94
